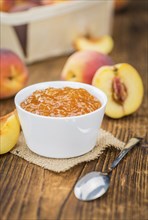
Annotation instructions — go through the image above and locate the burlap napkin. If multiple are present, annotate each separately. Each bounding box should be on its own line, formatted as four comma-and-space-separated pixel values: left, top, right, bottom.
11, 129, 125, 172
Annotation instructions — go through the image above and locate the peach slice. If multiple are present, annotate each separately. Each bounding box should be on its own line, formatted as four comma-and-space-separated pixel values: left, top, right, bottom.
74, 35, 114, 54
92, 64, 144, 118
0, 110, 20, 154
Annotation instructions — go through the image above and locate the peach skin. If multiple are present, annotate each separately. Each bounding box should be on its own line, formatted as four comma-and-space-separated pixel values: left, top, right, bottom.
0, 49, 28, 99
61, 51, 113, 84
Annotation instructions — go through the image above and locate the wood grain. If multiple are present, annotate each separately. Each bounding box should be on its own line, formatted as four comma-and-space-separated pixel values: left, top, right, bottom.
0, 0, 147, 220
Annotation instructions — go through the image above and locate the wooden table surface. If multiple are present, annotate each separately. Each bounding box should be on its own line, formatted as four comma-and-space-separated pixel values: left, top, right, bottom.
0, 1, 148, 220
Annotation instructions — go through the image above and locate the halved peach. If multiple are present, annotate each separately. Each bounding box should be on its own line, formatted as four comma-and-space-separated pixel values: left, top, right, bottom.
74, 35, 114, 54
0, 110, 20, 154
92, 63, 144, 118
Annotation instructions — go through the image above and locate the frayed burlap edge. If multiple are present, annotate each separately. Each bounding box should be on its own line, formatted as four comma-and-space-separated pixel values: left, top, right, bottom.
11, 129, 125, 173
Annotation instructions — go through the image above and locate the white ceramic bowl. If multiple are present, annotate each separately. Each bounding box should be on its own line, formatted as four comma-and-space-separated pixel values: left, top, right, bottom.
15, 81, 107, 158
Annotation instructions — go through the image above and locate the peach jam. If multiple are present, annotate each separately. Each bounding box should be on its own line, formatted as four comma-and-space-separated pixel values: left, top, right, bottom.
20, 87, 101, 117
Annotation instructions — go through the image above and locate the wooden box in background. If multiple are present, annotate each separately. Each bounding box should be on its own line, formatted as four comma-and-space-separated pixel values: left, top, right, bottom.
1, 0, 114, 63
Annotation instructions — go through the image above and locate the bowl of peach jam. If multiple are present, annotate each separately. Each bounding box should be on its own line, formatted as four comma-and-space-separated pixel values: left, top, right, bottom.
15, 81, 107, 158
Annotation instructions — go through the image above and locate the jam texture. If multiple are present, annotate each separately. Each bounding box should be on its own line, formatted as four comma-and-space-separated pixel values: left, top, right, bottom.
21, 87, 101, 117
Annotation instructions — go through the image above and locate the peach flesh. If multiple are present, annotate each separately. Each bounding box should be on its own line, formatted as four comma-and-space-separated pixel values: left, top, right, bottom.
0, 110, 20, 154
74, 35, 114, 55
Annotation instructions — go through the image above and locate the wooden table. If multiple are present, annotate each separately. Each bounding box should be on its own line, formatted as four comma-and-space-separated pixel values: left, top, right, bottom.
0, 1, 147, 220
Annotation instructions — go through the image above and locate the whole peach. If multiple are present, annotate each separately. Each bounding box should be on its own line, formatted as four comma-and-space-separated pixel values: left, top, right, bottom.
0, 0, 14, 12
0, 49, 28, 99
61, 51, 113, 84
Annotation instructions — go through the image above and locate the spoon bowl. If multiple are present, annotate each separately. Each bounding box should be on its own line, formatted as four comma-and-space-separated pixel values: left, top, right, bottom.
74, 171, 110, 201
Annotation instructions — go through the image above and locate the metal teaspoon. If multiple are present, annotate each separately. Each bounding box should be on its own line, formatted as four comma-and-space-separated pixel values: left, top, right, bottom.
74, 137, 141, 201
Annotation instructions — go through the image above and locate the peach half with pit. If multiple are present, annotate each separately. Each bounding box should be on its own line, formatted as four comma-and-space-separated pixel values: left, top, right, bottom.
0, 110, 20, 154
92, 63, 144, 118
61, 51, 113, 84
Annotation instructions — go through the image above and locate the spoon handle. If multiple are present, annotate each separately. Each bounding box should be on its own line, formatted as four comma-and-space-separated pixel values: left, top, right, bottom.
109, 137, 141, 172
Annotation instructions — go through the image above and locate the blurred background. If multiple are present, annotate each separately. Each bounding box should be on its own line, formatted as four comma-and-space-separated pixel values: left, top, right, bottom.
0, 0, 147, 116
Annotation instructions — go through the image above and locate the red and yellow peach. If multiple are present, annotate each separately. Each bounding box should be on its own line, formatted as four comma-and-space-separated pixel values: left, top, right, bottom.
61, 51, 113, 84
0, 49, 28, 99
